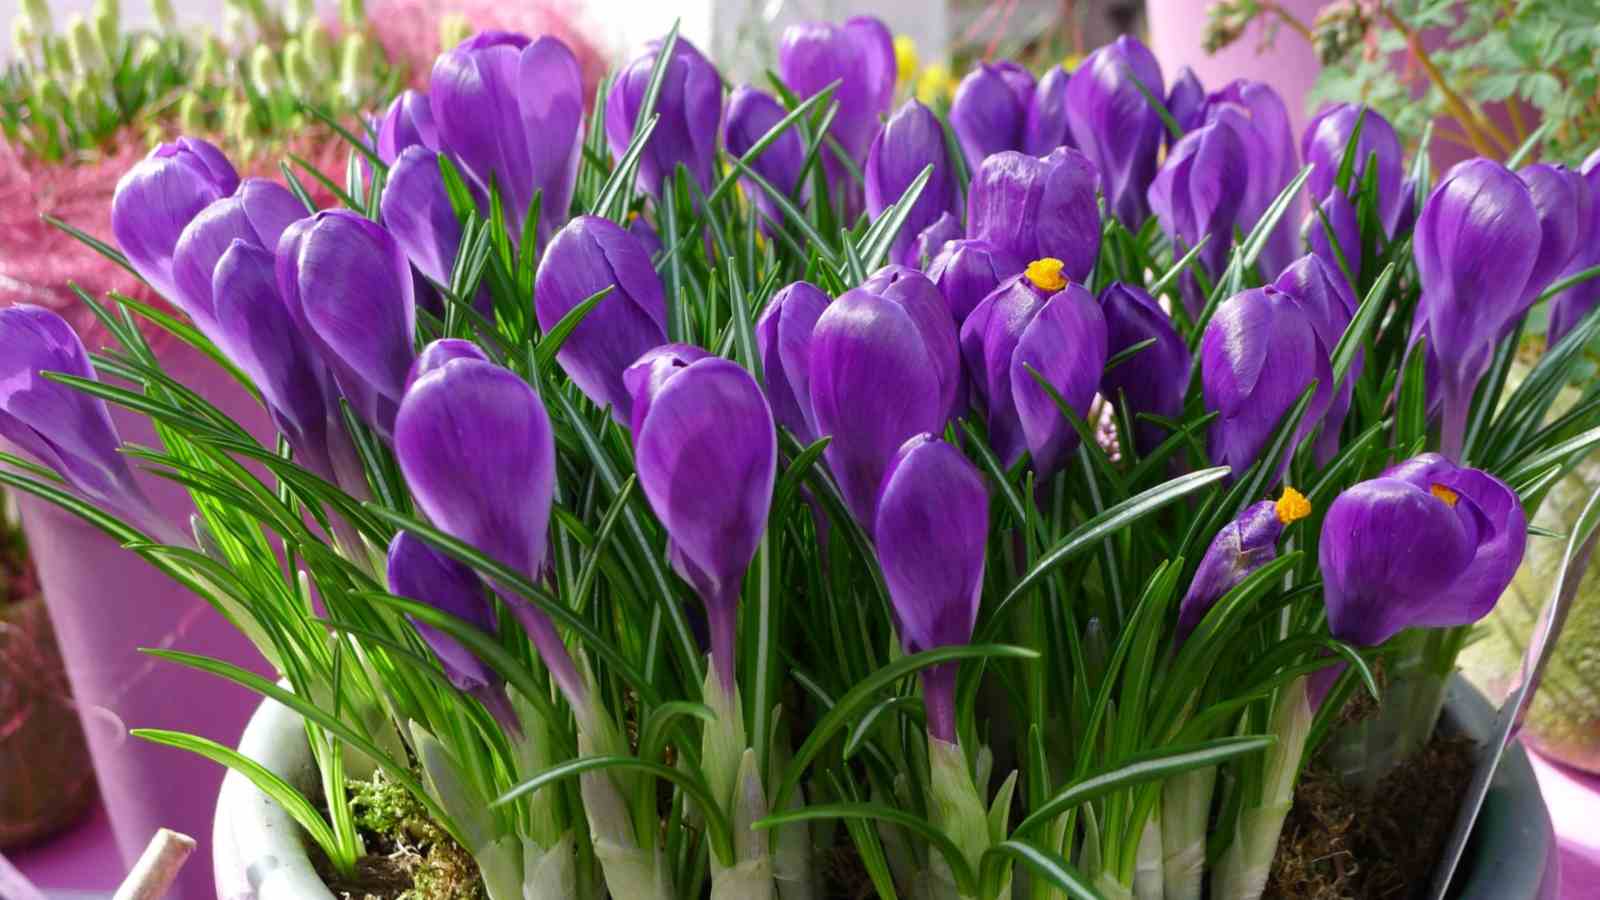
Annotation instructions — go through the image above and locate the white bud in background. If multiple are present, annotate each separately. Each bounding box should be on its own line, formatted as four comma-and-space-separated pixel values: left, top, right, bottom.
300, 21, 334, 78
177, 92, 205, 132
151, 0, 177, 33
133, 35, 161, 66
249, 44, 281, 97
11, 16, 37, 62
65, 15, 105, 75
437, 12, 471, 51
284, 0, 317, 33
21, 0, 52, 35
339, 0, 365, 29
283, 40, 313, 98
221, 3, 250, 46
337, 32, 376, 105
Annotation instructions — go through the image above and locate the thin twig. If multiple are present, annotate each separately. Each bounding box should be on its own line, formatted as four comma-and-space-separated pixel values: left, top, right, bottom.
1381, 8, 1515, 158
113, 829, 197, 900
1262, 2, 1316, 43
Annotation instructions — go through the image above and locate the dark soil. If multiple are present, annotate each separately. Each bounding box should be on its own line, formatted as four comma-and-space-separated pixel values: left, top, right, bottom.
1265, 729, 1478, 899
308, 772, 483, 900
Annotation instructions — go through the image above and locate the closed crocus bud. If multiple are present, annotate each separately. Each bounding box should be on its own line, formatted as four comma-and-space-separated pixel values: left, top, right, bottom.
1023, 65, 1074, 156
928, 239, 1024, 325
778, 16, 896, 180
376, 89, 438, 166
1165, 66, 1206, 145
1548, 153, 1600, 346
950, 60, 1035, 168
860, 265, 963, 421
533, 216, 668, 424
873, 433, 988, 743
1099, 282, 1190, 456
1201, 82, 1300, 277
1066, 35, 1164, 227
1178, 487, 1310, 642
755, 282, 830, 443
1148, 111, 1251, 318
1305, 188, 1361, 290
723, 85, 809, 230
1274, 254, 1358, 463
1517, 163, 1590, 316
621, 343, 712, 438
962, 259, 1108, 477
382, 147, 479, 291
407, 338, 487, 390
606, 36, 723, 197
629, 355, 776, 689
112, 137, 240, 303
912, 211, 961, 269
431, 32, 583, 246
1302, 103, 1403, 232
0, 306, 160, 530
386, 531, 516, 729
171, 178, 305, 340
866, 100, 961, 267
277, 210, 417, 441
1201, 285, 1333, 483
394, 356, 584, 703
967, 147, 1100, 283
811, 288, 947, 528
1412, 159, 1541, 459
627, 215, 663, 259
1321, 454, 1526, 646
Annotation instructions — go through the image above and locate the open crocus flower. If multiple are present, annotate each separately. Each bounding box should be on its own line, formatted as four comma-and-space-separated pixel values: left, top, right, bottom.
777, 16, 895, 187
723, 85, 809, 231
1178, 488, 1310, 643
1201, 285, 1333, 483
949, 60, 1036, 168
1065, 35, 1164, 228
1320, 454, 1526, 646
430, 32, 583, 246
755, 282, 830, 444
112, 136, 240, 304
606, 36, 723, 197
866, 100, 961, 267
628, 352, 776, 690
1099, 282, 1189, 457
873, 433, 988, 744
967, 147, 1101, 284
960, 258, 1108, 479
533, 215, 669, 425
171, 178, 306, 341
927, 239, 1023, 325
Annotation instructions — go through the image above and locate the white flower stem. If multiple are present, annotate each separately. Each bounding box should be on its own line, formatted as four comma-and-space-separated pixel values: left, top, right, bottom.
1212, 677, 1311, 900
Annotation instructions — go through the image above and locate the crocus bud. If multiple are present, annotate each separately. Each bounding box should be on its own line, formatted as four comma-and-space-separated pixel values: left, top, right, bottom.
532, 216, 668, 424
1305, 188, 1361, 290
606, 36, 723, 197
382, 147, 479, 292
284, 0, 314, 32
967, 147, 1100, 284
376, 90, 439, 166
1178, 487, 1310, 642
21, 0, 51, 34
171, 178, 305, 340
926, 238, 1023, 324
755, 282, 830, 444
387, 531, 516, 729
1274, 255, 1358, 463
1099, 282, 1190, 456
1548, 152, 1600, 346
949, 60, 1035, 168
301, 20, 334, 77
873, 433, 988, 742
1165, 66, 1206, 145
621, 343, 711, 437
394, 356, 584, 704
1200, 82, 1300, 277
277, 210, 416, 441
1148, 111, 1251, 317
866, 100, 961, 267
627, 215, 663, 259
112, 137, 240, 303
0, 306, 157, 529
1517, 163, 1590, 317
860, 265, 963, 421
778, 16, 896, 180
407, 338, 488, 390
1412, 159, 1541, 459
810, 289, 947, 528
911, 212, 961, 269
337, 32, 376, 103
1321, 454, 1525, 646
1200, 286, 1333, 483
723, 85, 809, 230
431, 32, 584, 246
1065, 35, 1164, 227
1301, 103, 1402, 232
961, 259, 1108, 478
629, 355, 776, 689
1023, 65, 1074, 156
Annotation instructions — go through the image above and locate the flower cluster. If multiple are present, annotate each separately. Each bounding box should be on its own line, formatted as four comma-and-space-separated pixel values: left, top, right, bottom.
3, 16, 1597, 900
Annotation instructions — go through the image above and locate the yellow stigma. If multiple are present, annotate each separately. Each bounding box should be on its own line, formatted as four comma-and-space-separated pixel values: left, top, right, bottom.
894, 35, 919, 86
1275, 486, 1311, 525
1430, 484, 1459, 507
1026, 258, 1068, 292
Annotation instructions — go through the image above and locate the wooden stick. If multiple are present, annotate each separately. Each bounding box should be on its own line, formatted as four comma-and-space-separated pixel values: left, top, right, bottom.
112, 829, 197, 900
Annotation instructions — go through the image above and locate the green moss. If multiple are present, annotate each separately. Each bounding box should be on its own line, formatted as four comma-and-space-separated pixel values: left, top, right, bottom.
316, 772, 485, 900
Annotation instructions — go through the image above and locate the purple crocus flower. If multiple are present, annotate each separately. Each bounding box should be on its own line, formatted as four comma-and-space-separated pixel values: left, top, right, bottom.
387, 530, 516, 730
755, 281, 830, 444
112, 137, 240, 304
381, 147, 488, 312
777, 16, 896, 185
0, 306, 161, 532
873, 433, 988, 743
1065, 35, 1164, 227
1305, 188, 1362, 291
723, 85, 809, 230
1148, 112, 1250, 318
1548, 151, 1600, 345
949, 60, 1036, 168
1517, 163, 1590, 318
628, 215, 665, 260
606, 36, 723, 198
967, 147, 1100, 284
1274, 254, 1358, 464
860, 265, 963, 421
866, 100, 961, 267
170, 178, 306, 340
927, 238, 1024, 324
628, 354, 776, 690
1200, 285, 1333, 482
1023, 65, 1075, 156
1165, 66, 1206, 145
430, 32, 583, 246
408, 338, 488, 390
394, 355, 586, 705
621, 343, 712, 437
1321, 454, 1526, 646
375, 89, 439, 165
912, 212, 961, 269
1411, 159, 1541, 460
1178, 487, 1311, 643
1200, 81, 1300, 278
532, 215, 668, 425
1302, 103, 1402, 233
960, 259, 1108, 478
276, 210, 417, 441
1099, 282, 1190, 456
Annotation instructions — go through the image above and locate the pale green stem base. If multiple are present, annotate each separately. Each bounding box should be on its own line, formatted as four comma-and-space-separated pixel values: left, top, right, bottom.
1211, 677, 1312, 900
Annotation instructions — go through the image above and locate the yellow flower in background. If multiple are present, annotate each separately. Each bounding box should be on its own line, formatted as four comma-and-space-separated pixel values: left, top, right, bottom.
1062, 52, 1084, 71
916, 63, 956, 105
894, 35, 918, 86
